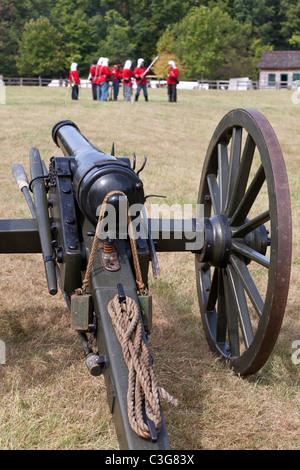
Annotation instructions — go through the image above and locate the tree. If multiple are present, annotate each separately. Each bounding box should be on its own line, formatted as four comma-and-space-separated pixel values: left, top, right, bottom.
231, 0, 282, 46
126, 0, 193, 63
0, 0, 52, 76
17, 17, 65, 76
153, 27, 185, 78
2, 0, 299, 79
157, 5, 253, 80
50, 0, 95, 74
96, 10, 136, 65
279, 0, 300, 49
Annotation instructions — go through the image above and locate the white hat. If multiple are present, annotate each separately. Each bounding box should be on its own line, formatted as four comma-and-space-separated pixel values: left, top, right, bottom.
137, 58, 144, 67
124, 60, 132, 69
71, 63, 78, 71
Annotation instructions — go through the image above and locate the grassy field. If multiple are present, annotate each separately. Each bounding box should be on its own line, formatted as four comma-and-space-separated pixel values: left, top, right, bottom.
0, 85, 299, 450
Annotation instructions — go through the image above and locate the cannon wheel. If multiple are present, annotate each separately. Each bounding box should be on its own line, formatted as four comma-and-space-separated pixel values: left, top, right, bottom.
195, 108, 292, 376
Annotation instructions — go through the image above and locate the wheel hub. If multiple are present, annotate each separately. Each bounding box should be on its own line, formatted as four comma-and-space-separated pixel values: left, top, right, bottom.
200, 215, 269, 268
243, 223, 268, 259
202, 215, 231, 267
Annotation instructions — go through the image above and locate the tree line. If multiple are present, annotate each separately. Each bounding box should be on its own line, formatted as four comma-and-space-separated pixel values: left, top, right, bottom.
0, 0, 299, 81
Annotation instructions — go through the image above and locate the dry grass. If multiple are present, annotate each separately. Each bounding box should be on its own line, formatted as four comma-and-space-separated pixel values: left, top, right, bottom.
0, 86, 299, 450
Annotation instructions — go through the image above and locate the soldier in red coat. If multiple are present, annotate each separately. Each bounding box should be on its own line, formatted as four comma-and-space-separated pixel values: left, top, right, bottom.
134, 58, 148, 101
98, 58, 111, 101
69, 63, 80, 100
88, 59, 97, 100
111, 60, 122, 101
122, 60, 135, 101
167, 60, 178, 102
95, 57, 103, 100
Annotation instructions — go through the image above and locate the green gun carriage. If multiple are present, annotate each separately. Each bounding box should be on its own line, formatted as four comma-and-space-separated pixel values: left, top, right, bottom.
0, 108, 292, 449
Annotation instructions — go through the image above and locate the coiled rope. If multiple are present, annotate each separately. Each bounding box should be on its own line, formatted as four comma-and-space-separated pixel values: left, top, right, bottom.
78, 190, 178, 439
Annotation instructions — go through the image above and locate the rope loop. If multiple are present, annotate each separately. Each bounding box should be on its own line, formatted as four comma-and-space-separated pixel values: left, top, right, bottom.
108, 294, 161, 438
79, 190, 146, 295
108, 294, 178, 439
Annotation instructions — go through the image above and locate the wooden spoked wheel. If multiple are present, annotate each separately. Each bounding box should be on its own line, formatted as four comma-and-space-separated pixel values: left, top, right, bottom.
195, 109, 292, 376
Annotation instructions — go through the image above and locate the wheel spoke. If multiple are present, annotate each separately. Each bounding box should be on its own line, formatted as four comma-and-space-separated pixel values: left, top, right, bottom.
229, 254, 264, 317
206, 266, 218, 311
207, 174, 220, 214
217, 142, 228, 213
227, 265, 254, 349
226, 134, 256, 217
225, 127, 242, 213
232, 241, 270, 268
216, 268, 227, 344
222, 268, 240, 357
231, 210, 270, 238
230, 164, 265, 226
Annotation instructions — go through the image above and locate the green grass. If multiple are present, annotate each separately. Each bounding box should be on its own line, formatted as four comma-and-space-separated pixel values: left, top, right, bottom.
0, 85, 299, 450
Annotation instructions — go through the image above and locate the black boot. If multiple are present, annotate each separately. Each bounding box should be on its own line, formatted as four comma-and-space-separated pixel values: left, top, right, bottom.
135, 95, 138, 101
145, 95, 148, 101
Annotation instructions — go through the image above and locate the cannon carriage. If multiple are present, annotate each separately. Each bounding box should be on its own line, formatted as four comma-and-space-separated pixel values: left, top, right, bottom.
0, 108, 292, 449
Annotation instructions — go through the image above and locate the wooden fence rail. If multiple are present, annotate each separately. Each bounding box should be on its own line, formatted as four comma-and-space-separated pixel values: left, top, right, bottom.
2, 76, 261, 90
3, 77, 56, 86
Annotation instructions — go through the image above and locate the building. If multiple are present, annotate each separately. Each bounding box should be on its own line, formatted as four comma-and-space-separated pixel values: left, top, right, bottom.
258, 51, 300, 89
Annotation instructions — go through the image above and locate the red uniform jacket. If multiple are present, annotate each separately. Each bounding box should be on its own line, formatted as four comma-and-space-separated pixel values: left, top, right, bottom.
95, 65, 111, 84
167, 67, 178, 85
111, 65, 122, 82
122, 68, 135, 86
89, 65, 96, 84
69, 70, 80, 85
134, 66, 147, 85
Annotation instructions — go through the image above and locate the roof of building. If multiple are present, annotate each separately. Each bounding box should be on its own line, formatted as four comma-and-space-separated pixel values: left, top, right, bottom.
258, 51, 300, 70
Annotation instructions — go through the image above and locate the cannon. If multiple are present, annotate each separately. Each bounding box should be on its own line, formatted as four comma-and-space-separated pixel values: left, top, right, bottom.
0, 108, 292, 450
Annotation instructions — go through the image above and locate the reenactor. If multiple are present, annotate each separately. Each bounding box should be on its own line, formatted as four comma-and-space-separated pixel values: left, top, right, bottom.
111, 60, 122, 101
134, 58, 148, 101
69, 63, 80, 100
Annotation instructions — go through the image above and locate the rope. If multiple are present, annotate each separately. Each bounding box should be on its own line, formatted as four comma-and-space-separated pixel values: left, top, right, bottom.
108, 294, 178, 439
76, 190, 145, 295
76, 190, 178, 439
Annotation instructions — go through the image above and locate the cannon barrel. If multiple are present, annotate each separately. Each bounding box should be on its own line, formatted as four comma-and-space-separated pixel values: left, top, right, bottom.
52, 119, 116, 162
52, 120, 145, 226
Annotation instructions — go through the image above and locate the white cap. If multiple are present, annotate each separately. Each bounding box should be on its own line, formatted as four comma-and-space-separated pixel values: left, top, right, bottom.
124, 60, 132, 69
